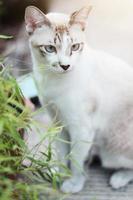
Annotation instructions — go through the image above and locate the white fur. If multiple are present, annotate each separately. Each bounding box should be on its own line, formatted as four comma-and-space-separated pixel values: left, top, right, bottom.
26, 9, 133, 193
110, 170, 133, 189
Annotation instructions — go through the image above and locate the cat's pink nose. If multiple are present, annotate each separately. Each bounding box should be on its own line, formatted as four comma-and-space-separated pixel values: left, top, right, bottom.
60, 64, 70, 71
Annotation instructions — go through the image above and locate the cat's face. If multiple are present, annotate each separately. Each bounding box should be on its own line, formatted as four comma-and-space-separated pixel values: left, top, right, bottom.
25, 6, 91, 74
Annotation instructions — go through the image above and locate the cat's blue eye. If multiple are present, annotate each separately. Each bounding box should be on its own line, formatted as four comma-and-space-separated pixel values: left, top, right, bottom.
40, 45, 56, 53
45, 45, 56, 53
71, 43, 80, 51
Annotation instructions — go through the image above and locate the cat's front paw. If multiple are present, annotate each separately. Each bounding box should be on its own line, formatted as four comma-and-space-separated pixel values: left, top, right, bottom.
60, 176, 86, 193
109, 171, 130, 189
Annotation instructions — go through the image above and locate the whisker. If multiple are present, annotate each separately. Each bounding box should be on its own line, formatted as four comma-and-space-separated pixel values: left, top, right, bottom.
2, 57, 53, 73
4, 57, 31, 66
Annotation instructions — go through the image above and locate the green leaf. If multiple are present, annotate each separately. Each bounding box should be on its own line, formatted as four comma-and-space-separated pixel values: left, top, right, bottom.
0, 120, 4, 135
0, 35, 13, 39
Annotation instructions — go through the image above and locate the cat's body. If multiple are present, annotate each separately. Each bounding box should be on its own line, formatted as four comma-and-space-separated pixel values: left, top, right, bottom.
25, 6, 133, 193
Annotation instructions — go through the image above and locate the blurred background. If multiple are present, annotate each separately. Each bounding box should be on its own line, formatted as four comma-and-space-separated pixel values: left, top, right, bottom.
0, 0, 133, 87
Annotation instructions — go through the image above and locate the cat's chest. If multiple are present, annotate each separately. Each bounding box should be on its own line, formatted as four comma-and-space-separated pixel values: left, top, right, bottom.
39, 77, 91, 119
46, 87, 98, 128
35, 72, 99, 121
46, 84, 84, 112
36, 72, 84, 100
46, 94, 91, 127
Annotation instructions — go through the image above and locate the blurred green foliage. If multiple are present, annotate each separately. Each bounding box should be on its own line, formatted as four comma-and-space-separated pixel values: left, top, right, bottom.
0, 62, 71, 199
0, 0, 5, 17
0, 36, 70, 200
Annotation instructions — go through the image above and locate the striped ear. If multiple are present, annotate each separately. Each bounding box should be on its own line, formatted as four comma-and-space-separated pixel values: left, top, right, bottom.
69, 6, 92, 31
25, 6, 51, 35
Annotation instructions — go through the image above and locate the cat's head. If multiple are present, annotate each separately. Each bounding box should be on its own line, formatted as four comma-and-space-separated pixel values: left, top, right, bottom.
25, 6, 92, 74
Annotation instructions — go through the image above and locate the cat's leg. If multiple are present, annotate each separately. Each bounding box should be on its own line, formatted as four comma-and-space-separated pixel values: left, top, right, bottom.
56, 129, 70, 171
109, 169, 133, 189
61, 125, 95, 193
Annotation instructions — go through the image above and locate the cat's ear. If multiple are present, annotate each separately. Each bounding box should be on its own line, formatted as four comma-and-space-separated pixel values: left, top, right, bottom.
25, 6, 51, 35
69, 6, 92, 31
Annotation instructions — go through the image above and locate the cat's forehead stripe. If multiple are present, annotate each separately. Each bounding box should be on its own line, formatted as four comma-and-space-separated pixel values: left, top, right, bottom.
55, 25, 68, 33
54, 25, 73, 45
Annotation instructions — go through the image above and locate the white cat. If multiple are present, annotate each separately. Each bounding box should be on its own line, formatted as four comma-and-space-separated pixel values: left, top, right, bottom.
25, 6, 133, 193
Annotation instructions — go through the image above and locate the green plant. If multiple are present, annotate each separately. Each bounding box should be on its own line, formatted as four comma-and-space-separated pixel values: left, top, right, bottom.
0, 35, 13, 39
0, 0, 4, 17
0, 35, 71, 199
0, 63, 70, 200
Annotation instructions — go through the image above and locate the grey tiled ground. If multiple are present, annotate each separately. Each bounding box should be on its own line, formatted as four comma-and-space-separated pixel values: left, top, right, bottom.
64, 166, 133, 200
